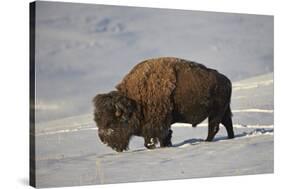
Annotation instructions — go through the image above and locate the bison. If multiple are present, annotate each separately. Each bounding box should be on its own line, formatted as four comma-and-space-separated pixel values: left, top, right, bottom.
93, 57, 234, 152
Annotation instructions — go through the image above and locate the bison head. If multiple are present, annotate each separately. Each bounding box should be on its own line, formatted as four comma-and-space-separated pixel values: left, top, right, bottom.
93, 91, 141, 152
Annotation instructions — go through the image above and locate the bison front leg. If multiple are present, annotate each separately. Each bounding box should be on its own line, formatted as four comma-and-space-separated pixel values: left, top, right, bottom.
159, 129, 173, 147
144, 137, 157, 149
142, 125, 158, 149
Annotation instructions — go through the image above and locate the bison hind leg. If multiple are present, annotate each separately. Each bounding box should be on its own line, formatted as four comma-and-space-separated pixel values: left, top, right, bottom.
206, 105, 235, 141
206, 112, 222, 141
206, 120, 220, 141
221, 106, 234, 139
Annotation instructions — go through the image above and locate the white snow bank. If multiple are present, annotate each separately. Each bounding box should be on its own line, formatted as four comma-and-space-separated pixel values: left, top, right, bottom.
232, 109, 273, 113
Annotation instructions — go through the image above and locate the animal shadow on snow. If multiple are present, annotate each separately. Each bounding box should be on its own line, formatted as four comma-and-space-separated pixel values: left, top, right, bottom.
172, 128, 273, 148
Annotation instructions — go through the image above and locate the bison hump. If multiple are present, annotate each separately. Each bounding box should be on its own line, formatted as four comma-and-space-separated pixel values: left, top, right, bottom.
116, 58, 177, 123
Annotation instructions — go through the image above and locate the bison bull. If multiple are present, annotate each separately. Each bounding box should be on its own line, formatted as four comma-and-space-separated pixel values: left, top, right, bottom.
93, 57, 234, 152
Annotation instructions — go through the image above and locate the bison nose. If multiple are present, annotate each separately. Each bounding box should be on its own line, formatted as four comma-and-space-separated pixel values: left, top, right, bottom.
98, 131, 106, 143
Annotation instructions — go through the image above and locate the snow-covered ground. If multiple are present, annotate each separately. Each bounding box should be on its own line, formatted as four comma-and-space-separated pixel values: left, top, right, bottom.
35, 73, 273, 188
33, 1, 273, 188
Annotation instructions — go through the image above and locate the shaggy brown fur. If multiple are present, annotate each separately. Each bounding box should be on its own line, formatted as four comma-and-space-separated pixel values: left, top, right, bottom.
93, 57, 234, 152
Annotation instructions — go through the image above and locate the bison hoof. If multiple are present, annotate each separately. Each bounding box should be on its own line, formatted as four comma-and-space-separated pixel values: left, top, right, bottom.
160, 141, 172, 147
166, 142, 172, 147
144, 138, 157, 149
145, 143, 156, 149
205, 138, 213, 142
145, 139, 156, 148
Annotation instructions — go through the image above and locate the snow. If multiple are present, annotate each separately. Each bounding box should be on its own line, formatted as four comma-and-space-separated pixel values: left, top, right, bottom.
33, 1, 273, 188
232, 109, 273, 113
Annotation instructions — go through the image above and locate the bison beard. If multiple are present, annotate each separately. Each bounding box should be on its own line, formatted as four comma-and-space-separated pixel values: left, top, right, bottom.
93, 57, 234, 152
